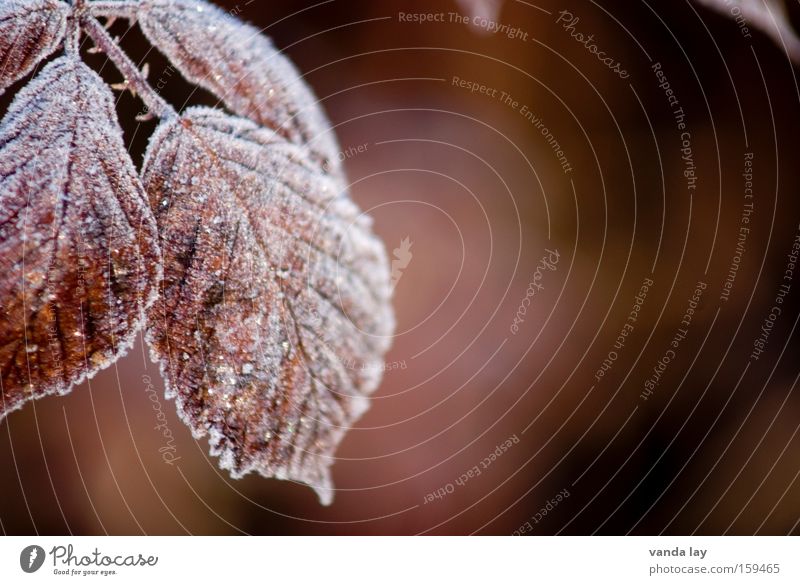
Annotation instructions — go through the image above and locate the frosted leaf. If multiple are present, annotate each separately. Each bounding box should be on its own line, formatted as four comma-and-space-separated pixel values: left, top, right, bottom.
0, 0, 395, 503
138, 0, 341, 172
0, 56, 161, 421
0, 0, 69, 95
695, 0, 800, 62
142, 107, 394, 504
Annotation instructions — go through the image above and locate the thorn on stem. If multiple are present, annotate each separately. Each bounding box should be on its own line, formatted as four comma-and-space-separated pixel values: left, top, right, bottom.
112, 64, 148, 98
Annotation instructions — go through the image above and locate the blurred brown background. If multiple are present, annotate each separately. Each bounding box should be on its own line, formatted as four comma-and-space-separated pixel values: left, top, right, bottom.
3, 0, 800, 535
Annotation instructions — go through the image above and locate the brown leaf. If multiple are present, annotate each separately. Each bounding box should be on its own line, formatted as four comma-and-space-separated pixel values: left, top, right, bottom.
138, 0, 342, 172
0, 56, 161, 421
142, 107, 393, 503
0, 0, 70, 95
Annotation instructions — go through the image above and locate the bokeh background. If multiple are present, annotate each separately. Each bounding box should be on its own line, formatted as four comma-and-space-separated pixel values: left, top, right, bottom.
3, 0, 800, 535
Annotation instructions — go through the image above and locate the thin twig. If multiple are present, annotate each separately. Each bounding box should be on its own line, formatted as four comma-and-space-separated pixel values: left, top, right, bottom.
81, 15, 175, 119
87, 0, 141, 20
65, 0, 87, 53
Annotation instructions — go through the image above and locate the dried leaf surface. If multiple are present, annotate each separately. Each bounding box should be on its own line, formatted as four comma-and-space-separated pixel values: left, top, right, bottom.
0, 0, 69, 95
139, 0, 341, 172
142, 107, 393, 504
0, 56, 161, 420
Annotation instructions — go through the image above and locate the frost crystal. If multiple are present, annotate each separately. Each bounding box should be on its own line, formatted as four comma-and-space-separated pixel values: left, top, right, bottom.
139, 0, 342, 172
0, 0, 69, 94
0, 0, 394, 504
142, 108, 393, 504
0, 56, 160, 419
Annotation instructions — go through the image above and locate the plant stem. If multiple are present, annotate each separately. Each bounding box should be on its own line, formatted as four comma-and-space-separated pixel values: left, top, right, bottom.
65, 0, 87, 53
88, 0, 141, 20
82, 15, 175, 119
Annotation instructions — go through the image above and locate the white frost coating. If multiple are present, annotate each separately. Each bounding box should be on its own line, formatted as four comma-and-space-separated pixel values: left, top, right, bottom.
142, 108, 394, 505
138, 0, 343, 173
0, 56, 161, 421
0, 0, 396, 505
0, 0, 69, 94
